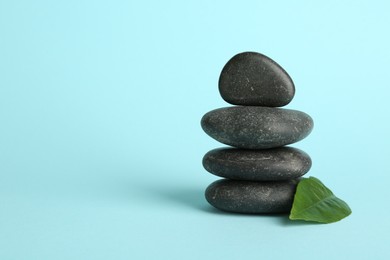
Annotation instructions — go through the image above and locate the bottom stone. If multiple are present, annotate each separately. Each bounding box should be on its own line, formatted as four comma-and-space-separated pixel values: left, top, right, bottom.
205, 179, 299, 214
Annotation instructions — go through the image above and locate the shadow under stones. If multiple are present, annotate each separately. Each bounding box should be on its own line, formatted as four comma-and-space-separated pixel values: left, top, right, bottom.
154, 185, 290, 219
152, 184, 246, 215
154, 185, 222, 213
153, 184, 322, 225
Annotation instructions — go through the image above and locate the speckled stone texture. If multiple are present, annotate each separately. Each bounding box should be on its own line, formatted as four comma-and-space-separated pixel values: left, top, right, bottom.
203, 147, 311, 181
201, 106, 313, 149
219, 52, 295, 107
205, 179, 300, 213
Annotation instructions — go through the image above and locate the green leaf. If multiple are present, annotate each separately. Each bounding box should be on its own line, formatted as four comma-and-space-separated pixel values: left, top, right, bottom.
289, 177, 352, 223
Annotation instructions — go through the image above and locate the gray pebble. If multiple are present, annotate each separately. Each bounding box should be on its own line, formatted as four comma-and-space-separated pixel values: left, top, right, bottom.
201, 106, 313, 149
203, 147, 311, 181
205, 179, 299, 214
219, 52, 295, 107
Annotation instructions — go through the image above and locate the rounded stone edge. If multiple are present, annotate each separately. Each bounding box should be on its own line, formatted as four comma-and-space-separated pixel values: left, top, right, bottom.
218, 51, 296, 107
205, 179, 300, 214
202, 147, 312, 181
200, 106, 315, 149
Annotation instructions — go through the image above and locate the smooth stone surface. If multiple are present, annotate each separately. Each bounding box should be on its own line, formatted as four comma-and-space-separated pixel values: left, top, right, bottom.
203, 147, 311, 181
205, 179, 299, 214
201, 106, 313, 149
219, 52, 295, 107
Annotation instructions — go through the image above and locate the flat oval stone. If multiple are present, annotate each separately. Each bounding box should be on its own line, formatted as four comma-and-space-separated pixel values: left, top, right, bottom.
205, 179, 299, 213
219, 52, 295, 107
201, 106, 313, 149
203, 147, 311, 181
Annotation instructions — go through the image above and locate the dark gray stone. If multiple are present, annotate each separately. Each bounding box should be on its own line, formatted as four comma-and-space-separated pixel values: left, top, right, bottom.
203, 147, 311, 181
205, 179, 299, 214
219, 52, 295, 107
201, 106, 313, 149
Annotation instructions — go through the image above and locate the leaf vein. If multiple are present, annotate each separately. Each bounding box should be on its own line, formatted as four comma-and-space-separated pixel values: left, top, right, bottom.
293, 195, 336, 215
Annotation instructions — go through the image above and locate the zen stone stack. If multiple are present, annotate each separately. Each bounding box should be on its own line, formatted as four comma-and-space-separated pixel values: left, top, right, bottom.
201, 52, 314, 214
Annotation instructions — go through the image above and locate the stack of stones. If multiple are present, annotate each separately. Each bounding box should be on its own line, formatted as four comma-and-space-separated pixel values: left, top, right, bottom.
201, 52, 314, 214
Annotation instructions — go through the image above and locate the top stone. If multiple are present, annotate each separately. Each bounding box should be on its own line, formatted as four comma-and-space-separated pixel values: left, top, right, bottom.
219, 52, 295, 107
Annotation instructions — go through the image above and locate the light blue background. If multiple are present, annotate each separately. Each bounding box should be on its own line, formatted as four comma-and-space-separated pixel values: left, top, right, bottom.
1, 0, 389, 259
